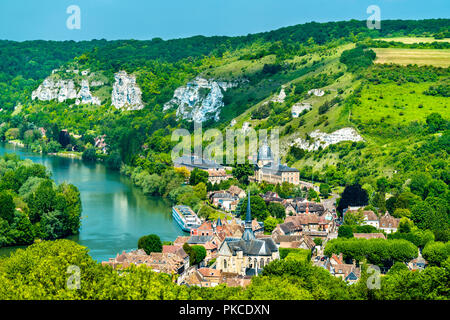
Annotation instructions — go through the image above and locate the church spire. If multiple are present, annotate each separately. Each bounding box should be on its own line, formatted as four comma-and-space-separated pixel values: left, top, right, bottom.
242, 190, 255, 241
246, 190, 251, 223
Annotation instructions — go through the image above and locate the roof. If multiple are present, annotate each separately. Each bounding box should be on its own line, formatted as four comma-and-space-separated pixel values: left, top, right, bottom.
162, 245, 189, 259
273, 234, 302, 244
225, 237, 278, 256
187, 235, 213, 244
379, 212, 400, 228
198, 268, 222, 278
174, 236, 190, 245
174, 155, 223, 170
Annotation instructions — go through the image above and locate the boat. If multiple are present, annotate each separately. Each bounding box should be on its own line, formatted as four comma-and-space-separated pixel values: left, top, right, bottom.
172, 205, 202, 232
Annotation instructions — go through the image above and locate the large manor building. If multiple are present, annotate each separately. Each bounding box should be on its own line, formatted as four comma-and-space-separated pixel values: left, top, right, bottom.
216, 192, 279, 276
251, 140, 300, 185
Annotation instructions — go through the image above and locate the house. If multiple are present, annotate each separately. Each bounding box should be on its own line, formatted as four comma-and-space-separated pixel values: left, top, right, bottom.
251, 219, 265, 234
228, 185, 246, 199
191, 221, 215, 236
207, 169, 232, 185
261, 191, 283, 204
250, 140, 300, 185
278, 234, 315, 250
209, 191, 238, 212
272, 234, 303, 245
196, 268, 222, 287
216, 192, 279, 276
284, 214, 331, 232
102, 249, 187, 278
162, 245, 190, 269
272, 221, 302, 237
173, 236, 190, 246
379, 212, 400, 234
326, 253, 361, 284
187, 235, 219, 261
408, 257, 427, 271
344, 208, 379, 228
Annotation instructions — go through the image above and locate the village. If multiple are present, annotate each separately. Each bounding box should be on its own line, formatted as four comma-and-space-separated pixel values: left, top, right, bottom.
101, 140, 425, 289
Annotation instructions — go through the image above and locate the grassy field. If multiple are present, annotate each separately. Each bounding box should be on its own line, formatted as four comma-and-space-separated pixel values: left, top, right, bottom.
352, 82, 448, 126
372, 48, 450, 67
374, 37, 450, 44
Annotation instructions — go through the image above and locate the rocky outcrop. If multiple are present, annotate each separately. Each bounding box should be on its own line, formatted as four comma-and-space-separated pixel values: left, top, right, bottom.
32, 73, 101, 106
291, 103, 312, 118
76, 80, 101, 105
291, 128, 363, 151
111, 71, 144, 110
308, 88, 325, 97
163, 77, 238, 122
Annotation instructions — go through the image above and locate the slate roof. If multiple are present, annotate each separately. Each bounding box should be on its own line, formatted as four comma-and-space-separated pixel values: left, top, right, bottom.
226, 238, 278, 256
174, 155, 223, 170
187, 235, 213, 244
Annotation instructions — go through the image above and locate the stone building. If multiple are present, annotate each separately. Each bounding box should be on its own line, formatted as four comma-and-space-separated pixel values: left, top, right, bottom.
216, 192, 279, 276
251, 140, 300, 185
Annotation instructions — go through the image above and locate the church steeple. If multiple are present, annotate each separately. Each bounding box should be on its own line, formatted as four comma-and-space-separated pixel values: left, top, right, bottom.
242, 190, 255, 241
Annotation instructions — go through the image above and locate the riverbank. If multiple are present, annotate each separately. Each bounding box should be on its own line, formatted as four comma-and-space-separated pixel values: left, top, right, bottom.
0, 142, 186, 262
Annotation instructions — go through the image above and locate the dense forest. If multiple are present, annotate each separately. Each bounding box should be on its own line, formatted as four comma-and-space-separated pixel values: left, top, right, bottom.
0, 154, 82, 247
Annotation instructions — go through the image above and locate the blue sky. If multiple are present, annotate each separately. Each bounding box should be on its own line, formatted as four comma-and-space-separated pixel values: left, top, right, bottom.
1, 0, 448, 41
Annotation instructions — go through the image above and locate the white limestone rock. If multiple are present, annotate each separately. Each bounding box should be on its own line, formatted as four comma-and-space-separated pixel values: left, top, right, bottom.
290, 128, 363, 151
291, 103, 312, 118
163, 77, 238, 122
111, 71, 144, 111
271, 86, 286, 103
32, 70, 101, 106
308, 88, 325, 97
76, 80, 101, 105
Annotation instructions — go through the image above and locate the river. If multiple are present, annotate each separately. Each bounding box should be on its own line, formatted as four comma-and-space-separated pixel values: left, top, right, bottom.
0, 142, 187, 262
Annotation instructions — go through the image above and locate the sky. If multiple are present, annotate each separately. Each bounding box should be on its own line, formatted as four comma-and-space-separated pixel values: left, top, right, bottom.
0, 0, 449, 41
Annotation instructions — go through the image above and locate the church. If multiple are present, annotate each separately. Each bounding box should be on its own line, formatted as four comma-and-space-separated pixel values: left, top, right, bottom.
215, 191, 279, 276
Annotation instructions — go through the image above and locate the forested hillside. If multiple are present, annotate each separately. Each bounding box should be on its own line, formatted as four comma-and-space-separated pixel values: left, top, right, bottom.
0, 18, 448, 236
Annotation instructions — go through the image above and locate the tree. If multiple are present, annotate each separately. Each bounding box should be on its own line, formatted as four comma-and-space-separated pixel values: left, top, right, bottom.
106, 152, 122, 170
338, 225, 354, 238
239, 195, 269, 222
398, 217, 414, 233
82, 147, 97, 162
426, 112, 447, 133
0, 191, 15, 224
319, 183, 331, 198
422, 242, 450, 267
314, 238, 323, 246
232, 163, 254, 185
409, 173, 431, 199
183, 243, 206, 265
137, 234, 162, 254
263, 216, 279, 233
193, 182, 207, 200
343, 209, 365, 226
337, 183, 368, 214
189, 168, 208, 186
268, 202, 286, 219
27, 180, 56, 223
